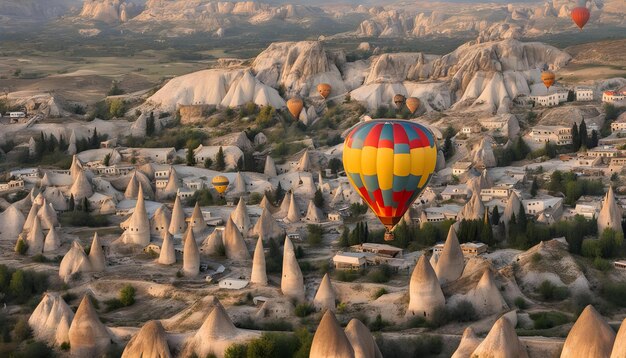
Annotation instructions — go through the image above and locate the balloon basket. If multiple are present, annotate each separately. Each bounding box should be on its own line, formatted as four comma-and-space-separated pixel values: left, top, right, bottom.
384, 231, 394, 242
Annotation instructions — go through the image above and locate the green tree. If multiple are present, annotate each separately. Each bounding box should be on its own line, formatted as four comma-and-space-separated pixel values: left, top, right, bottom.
530, 177, 539, 197
572, 122, 580, 150
90, 127, 99, 148
513, 136, 530, 160
443, 136, 454, 160
186, 146, 196, 166
109, 99, 125, 118
15, 239, 27, 255
589, 130, 599, 149
69, 194, 75, 211
579, 119, 588, 149
338, 227, 349, 247
9, 270, 27, 301
313, 189, 324, 208
204, 157, 213, 169
107, 81, 124, 96
275, 182, 285, 205
119, 284, 136, 306
215, 146, 226, 171
491, 205, 501, 224
545, 141, 557, 158
146, 111, 155, 136
103, 153, 111, 166
327, 158, 342, 174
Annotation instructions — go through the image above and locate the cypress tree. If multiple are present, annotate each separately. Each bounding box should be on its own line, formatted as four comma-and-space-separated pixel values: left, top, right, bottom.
146, 111, 155, 136
572, 123, 580, 150
530, 177, 539, 197
589, 130, 599, 148
69, 194, 75, 211
491, 205, 501, 224
579, 119, 588, 149
215, 146, 226, 171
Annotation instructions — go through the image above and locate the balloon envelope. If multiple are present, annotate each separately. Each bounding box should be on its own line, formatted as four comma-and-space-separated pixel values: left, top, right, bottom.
406, 97, 421, 113
212, 175, 230, 194
343, 120, 437, 230
571, 7, 590, 29
541, 71, 555, 89
287, 98, 304, 119
317, 83, 332, 99
393, 94, 406, 109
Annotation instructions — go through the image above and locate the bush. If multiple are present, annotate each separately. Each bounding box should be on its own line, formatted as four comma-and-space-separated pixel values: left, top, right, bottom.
60, 342, 70, 350
307, 224, 323, 246
447, 300, 477, 322
369, 314, 388, 332
372, 288, 388, 299
59, 212, 109, 227
334, 270, 359, 282
15, 239, 28, 255
294, 303, 315, 317
514, 297, 528, 310
15, 341, 55, 358
366, 265, 393, 283
601, 282, 626, 307
537, 280, 569, 301
119, 284, 136, 306
530, 311, 570, 329
12, 317, 32, 343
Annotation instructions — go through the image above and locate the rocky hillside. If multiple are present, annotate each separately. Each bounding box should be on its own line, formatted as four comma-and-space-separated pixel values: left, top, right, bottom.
144, 38, 571, 115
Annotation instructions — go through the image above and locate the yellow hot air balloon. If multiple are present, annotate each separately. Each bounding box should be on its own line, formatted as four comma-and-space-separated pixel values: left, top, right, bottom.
393, 94, 406, 109
406, 97, 421, 114
343, 120, 437, 241
212, 175, 230, 194
541, 71, 555, 89
317, 83, 332, 99
287, 98, 304, 119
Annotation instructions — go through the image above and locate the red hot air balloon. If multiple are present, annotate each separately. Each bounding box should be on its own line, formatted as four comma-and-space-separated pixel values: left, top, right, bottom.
571, 7, 590, 30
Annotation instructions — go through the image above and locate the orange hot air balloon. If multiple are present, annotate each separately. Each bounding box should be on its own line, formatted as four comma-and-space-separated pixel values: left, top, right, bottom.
211, 175, 229, 194
393, 94, 406, 109
343, 120, 437, 241
406, 97, 421, 114
317, 83, 332, 99
571, 7, 590, 30
287, 98, 304, 119
541, 71, 555, 89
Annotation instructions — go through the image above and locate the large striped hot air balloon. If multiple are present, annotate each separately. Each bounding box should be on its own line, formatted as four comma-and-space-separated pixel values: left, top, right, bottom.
211, 175, 230, 194
343, 120, 437, 241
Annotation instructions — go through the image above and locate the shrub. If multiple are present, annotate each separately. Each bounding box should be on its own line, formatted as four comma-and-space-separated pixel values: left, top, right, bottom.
15, 239, 28, 255
294, 303, 315, 317
307, 224, 323, 246
12, 317, 32, 343
537, 280, 569, 301
334, 270, 359, 282
60, 342, 70, 350
119, 284, 136, 306
447, 300, 477, 322
601, 282, 626, 307
372, 288, 388, 299
366, 265, 393, 283
369, 314, 388, 332
530, 311, 570, 329
514, 297, 528, 310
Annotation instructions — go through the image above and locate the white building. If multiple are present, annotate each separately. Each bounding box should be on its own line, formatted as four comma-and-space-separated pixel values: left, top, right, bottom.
333, 252, 367, 270
602, 91, 626, 103
522, 197, 563, 215
529, 125, 572, 146
452, 161, 472, 176
441, 184, 471, 201
575, 87, 594, 101
530, 92, 567, 107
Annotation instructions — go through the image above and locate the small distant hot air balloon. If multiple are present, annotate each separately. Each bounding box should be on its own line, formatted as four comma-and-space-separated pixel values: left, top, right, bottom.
343, 120, 437, 241
406, 97, 421, 114
287, 98, 304, 119
212, 175, 229, 194
317, 83, 332, 99
393, 94, 406, 109
571, 6, 590, 30
541, 70, 555, 89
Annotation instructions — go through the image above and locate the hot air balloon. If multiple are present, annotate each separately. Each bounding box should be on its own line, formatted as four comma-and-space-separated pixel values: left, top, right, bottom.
571, 6, 590, 30
343, 120, 437, 241
393, 94, 406, 109
406, 97, 421, 114
212, 175, 230, 194
287, 98, 304, 119
317, 83, 332, 99
541, 70, 555, 89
